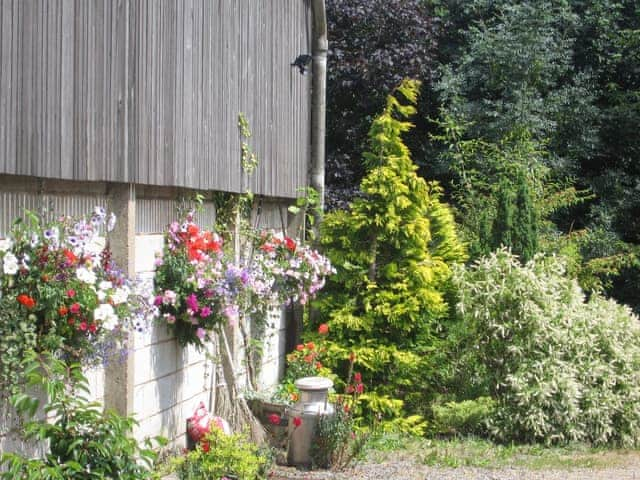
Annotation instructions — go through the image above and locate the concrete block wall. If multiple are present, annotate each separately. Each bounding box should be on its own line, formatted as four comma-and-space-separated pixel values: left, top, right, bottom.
132, 234, 214, 446
0, 178, 292, 453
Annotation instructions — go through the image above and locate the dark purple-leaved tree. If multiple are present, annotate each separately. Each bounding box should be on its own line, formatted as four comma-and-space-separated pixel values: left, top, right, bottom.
326, 0, 442, 209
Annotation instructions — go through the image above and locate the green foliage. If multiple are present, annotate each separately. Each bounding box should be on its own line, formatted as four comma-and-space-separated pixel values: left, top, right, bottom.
311, 399, 367, 470
173, 428, 272, 480
451, 250, 640, 446
1, 354, 160, 479
430, 397, 495, 436
0, 296, 37, 397
317, 79, 466, 425
490, 173, 539, 262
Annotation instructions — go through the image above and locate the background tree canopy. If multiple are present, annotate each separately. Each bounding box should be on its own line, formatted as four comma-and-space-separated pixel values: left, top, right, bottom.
325, 0, 640, 312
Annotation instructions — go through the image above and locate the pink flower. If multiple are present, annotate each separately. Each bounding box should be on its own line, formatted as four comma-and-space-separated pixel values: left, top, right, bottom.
196, 327, 206, 340
200, 306, 212, 318
186, 293, 199, 313
293, 416, 303, 428
318, 323, 329, 335
268, 414, 281, 425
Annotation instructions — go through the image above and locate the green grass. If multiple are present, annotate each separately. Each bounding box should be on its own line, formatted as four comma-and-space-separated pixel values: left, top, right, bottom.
363, 433, 640, 470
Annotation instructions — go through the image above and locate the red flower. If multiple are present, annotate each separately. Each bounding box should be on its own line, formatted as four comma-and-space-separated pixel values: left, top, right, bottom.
63, 249, 77, 264
343, 404, 350, 413
201, 441, 210, 453
306, 341, 315, 351
346, 384, 355, 394
186, 224, 199, 236
284, 236, 296, 252
58, 306, 69, 316
16, 294, 36, 309
259, 243, 275, 253
68, 318, 75, 326
315, 362, 322, 370
354, 372, 362, 384
293, 417, 303, 428
318, 323, 329, 335
356, 383, 364, 394
66, 289, 76, 298
268, 414, 281, 425
70, 303, 81, 314
88, 323, 97, 333
295, 344, 304, 352
79, 321, 88, 332
303, 354, 314, 363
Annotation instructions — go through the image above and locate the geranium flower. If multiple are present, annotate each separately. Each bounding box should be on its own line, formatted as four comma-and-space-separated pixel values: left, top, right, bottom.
200, 306, 212, 318
17, 294, 36, 309
306, 341, 315, 350
318, 323, 329, 335
284, 237, 296, 252
268, 414, 281, 425
354, 372, 362, 383
70, 303, 81, 314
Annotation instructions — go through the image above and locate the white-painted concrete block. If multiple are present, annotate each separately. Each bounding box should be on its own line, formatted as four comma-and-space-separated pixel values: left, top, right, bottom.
134, 340, 179, 386
135, 319, 174, 348
135, 234, 165, 274
84, 365, 105, 403
133, 371, 180, 417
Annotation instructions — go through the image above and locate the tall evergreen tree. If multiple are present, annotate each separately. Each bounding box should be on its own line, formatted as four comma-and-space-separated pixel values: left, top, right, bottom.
316, 80, 466, 420
512, 172, 539, 262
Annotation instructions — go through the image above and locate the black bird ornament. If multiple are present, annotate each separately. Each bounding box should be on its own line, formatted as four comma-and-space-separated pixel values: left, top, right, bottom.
291, 54, 313, 75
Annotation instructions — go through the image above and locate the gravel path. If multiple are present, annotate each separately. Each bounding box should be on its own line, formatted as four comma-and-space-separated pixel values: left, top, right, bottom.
270, 455, 640, 480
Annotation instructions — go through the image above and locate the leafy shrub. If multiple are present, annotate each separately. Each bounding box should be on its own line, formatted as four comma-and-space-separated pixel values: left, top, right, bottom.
1, 354, 160, 479
451, 250, 640, 445
430, 397, 495, 436
173, 428, 272, 480
316, 79, 466, 426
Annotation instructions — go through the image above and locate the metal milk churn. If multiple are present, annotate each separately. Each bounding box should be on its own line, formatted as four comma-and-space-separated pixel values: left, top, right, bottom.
286, 376, 334, 468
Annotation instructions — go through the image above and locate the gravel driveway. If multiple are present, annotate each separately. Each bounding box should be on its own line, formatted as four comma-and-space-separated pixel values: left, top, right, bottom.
270, 456, 640, 480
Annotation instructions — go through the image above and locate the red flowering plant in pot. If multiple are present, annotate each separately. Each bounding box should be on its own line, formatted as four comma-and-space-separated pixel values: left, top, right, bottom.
0, 208, 150, 393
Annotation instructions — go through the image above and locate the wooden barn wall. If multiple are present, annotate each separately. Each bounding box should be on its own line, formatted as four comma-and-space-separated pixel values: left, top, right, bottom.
0, 0, 312, 198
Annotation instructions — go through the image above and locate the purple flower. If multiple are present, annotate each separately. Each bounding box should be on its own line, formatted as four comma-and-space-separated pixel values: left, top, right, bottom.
200, 306, 212, 318
196, 327, 206, 340
240, 269, 250, 285
186, 293, 199, 313
153, 295, 163, 306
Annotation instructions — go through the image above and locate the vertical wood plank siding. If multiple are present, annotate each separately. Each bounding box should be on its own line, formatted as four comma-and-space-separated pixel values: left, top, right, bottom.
0, 1, 311, 199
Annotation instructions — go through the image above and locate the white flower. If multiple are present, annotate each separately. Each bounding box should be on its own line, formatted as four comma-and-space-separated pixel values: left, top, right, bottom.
97, 290, 106, 301
76, 267, 97, 284
3, 253, 18, 275
99, 281, 113, 291
94, 303, 118, 330
111, 286, 130, 305
0, 238, 14, 252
